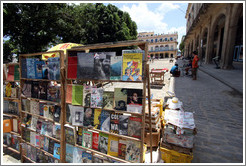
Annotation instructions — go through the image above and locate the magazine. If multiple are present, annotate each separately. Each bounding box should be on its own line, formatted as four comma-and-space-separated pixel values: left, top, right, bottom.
39, 82, 48, 100
67, 56, 78, 79
98, 133, 108, 154
65, 143, 74, 163
83, 84, 91, 107
100, 110, 110, 132
53, 123, 61, 139
65, 124, 76, 145
110, 56, 122, 80
110, 113, 119, 134
94, 108, 102, 129
36, 119, 43, 134
103, 91, 114, 110
53, 105, 61, 123
92, 132, 99, 150
72, 84, 83, 106
82, 130, 92, 149
125, 140, 141, 162
73, 147, 83, 163
91, 87, 103, 108
30, 100, 39, 115
114, 88, 128, 111
31, 81, 39, 98
83, 107, 94, 127
53, 143, 61, 159
26, 58, 38, 79
119, 115, 129, 135
70, 105, 84, 126
22, 81, 32, 98
108, 135, 119, 157
82, 151, 92, 163
118, 139, 127, 159
35, 60, 45, 79
48, 57, 60, 80
77, 53, 94, 79
43, 136, 49, 152
128, 116, 142, 139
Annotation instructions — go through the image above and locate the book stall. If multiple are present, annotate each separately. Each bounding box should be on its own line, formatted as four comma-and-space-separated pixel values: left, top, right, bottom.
3, 63, 22, 156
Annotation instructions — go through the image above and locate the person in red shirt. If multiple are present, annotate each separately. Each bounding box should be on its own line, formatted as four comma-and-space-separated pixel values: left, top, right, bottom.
192, 51, 199, 80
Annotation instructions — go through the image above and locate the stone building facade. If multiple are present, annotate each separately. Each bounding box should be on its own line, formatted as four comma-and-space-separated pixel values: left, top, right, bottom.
137, 32, 178, 59
183, 3, 243, 69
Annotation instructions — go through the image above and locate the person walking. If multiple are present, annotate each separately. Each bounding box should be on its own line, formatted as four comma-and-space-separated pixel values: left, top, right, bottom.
192, 51, 199, 80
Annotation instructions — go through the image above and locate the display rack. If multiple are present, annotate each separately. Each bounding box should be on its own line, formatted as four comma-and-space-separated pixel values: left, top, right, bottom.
3, 63, 22, 157
19, 51, 66, 163
63, 40, 153, 163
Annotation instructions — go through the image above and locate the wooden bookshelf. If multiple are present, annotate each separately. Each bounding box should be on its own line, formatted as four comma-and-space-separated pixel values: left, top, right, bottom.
21, 97, 61, 106
3, 113, 20, 119
3, 144, 21, 154
22, 155, 35, 163
20, 78, 61, 82
21, 111, 59, 123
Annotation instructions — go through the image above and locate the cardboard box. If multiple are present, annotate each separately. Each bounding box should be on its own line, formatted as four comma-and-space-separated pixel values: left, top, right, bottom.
144, 128, 160, 147
3, 119, 12, 133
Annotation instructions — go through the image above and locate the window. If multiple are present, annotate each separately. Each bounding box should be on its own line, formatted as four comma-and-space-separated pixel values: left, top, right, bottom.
155, 39, 158, 42
151, 47, 153, 51
170, 37, 173, 41
155, 46, 159, 51
165, 38, 168, 41
151, 39, 154, 43
160, 38, 163, 42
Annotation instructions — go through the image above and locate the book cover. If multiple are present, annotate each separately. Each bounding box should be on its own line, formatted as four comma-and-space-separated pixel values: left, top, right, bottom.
82, 130, 92, 149
73, 147, 83, 163
67, 56, 78, 79
103, 91, 114, 110
53, 123, 61, 140
83, 107, 94, 127
65, 125, 76, 145
31, 81, 39, 98
66, 84, 72, 104
77, 53, 94, 79
30, 100, 39, 115
39, 102, 45, 116
93, 52, 113, 80
92, 132, 99, 150
36, 134, 40, 147
26, 58, 38, 79
5, 82, 12, 97
43, 104, 50, 119
26, 144, 32, 159
54, 105, 61, 123
91, 87, 103, 108
30, 145, 37, 162
39, 135, 45, 149
22, 143, 27, 156
110, 113, 119, 134
127, 105, 142, 114
14, 64, 20, 80
110, 55, 122, 80
93, 108, 102, 129
83, 84, 91, 107
3, 84, 6, 97
46, 121, 53, 137
41, 121, 48, 135
36, 149, 45, 162
93, 154, 104, 163
66, 143, 74, 163
8, 101, 19, 115
35, 60, 45, 79
128, 116, 142, 139
23, 129, 30, 142
82, 151, 92, 163
119, 115, 129, 135
30, 131, 36, 145
77, 127, 83, 146
22, 81, 32, 98
114, 88, 127, 111
98, 133, 108, 154
122, 53, 143, 81
36, 119, 43, 134
100, 110, 110, 132
30, 116, 38, 131
70, 105, 84, 126
127, 89, 143, 105
12, 118, 18, 133
48, 57, 60, 80
43, 136, 49, 152
48, 105, 55, 120
108, 135, 119, 157
42, 64, 48, 79
3, 100, 9, 113
118, 139, 127, 159
72, 84, 83, 105
48, 139, 55, 155
66, 104, 72, 123
47, 84, 61, 102
21, 58, 27, 78
39, 82, 48, 100
10, 88, 17, 98
125, 140, 141, 162
53, 143, 61, 159
7, 65, 15, 81
11, 135, 19, 150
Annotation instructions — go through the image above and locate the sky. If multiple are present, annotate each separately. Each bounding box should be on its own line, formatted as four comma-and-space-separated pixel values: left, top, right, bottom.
108, 2, 188, 46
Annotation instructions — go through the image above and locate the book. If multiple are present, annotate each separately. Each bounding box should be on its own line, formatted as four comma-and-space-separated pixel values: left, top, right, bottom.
40, 121, 48, 135
7, 65, 14, 81
30, 116, 38, 131
67, 56, 78, 79
119, 115, 129, 135
100, 110, 110, 132
39, 102, 45, 116
54, 105, 61, 123
46, 121, 54, 137
73, 147, 83, 163
42, 64, 48, 79
22, 143, 27, 156
30, 131, 36, 145
83, 107, 94, 127
14, 64, 20, 80
93, 154, 104, 163
11, 88, 17, 98
26, 58, 38, 79
66, 104, 72, 123
110, 113, 119, 134
108, 135, 119, 157
83, 84, 91, 107
26, 144, 32, 159
3, 84, 6, 97
23, 129, 30, 142
22, 81, 32, 98
36, 134, 40, 146
21, 58, 27, 78
72, 84, 83, 105
30, 100, 39, 115
82, 130, 92, 149
3, 133, 11, 146
110, 56, 122, 80
43, 104, 50, 119
118, 139, 127, 159
8, 101, 19, 115
127, 105, 143, 114
11, 135, 19, 150
53, 143, 61, 159
92, 131, 99, 150
70, 105, 84, 126
66, 84, 72, 104
30, 145, 37, 162
43, 136, 49, 152
77, 53, 94, 79
39, 135, 45, 149
36, 119, 43, 134
98, 132, 108, 154
12, 118, 18, 133
65, 124, 76, 145
3, 100, 9, 113
91, 86, 103, 108
36, 149, 45, 162
39, 82, 48, 100
48, 139, 55, 155
77, 127, 83, 145
35, 60, 45, 79
122, 52, 143, 81
47, 84, 60, 102
114, 88, 127, 111
47, 57, 60, 80
48, 105, 55, 120
103, 91, 114, 109
31, 81, 40, 99
128, 116, 142, 139
66, 143, 74, 163
82, 151, 92, 163
94, 108, 102, 129
93, 52, 113, 80
125, 140, 141, 162
127, 88, 143, 105
53, 123, 61, 139
5, 82, 12, 97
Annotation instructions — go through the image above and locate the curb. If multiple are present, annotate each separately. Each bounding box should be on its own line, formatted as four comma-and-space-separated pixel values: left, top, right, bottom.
198, 68, 243, 96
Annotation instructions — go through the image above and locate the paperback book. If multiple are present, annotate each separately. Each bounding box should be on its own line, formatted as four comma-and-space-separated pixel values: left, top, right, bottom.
103, 91, 114, 110
119, 115, 129, 135
77, 53, 94, 79
46, 121, 54, 137
110, 113, 119, 134
94, 108, 102, 129
92, 132, 99, 150
31, 81, 39, 98
83, 107, 94, 127
110, 56, 122, 80
70, 105, 84, 126
67, 56, 78, 79
82, 151, 92, 163
48, 105, 55, 120
48, 139, 55, 155
128, 116, 142, 139
118, 139, 127, 159
41, 121, 48, 136
22, 81, 32, 98
72, 84, 83, 105
77, 127, 83, 146
100, 110, 110, 132
47, 84, 60, 102
53, 143, 61, 159
39, 82, 48, 100
108, 135, 119, 157
114, 88, 127, 111
65, 124, 76, 145
66, 143, 74, 163
39, 102, 45, 116
73, 147, 83, 163
53, 123, 61, 139
43, 137, 49, 152
35, 60, 45, 79
83, 84, 91, 107
43, 105, 50, 118
47, 57, 60, 80
91, 86, 103, 108
82, 130, 92, 149
98, 133, 108, 154
36, 119, 43, 134
30, 100, 39, 115
30, 116, 38, 131
53, 105, 61, 123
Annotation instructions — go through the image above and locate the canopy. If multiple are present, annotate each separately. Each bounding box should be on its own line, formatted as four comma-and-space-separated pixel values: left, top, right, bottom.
42, 43, 83, 60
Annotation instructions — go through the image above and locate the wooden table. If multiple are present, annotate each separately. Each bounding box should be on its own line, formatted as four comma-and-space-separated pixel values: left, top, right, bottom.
150, 69, 168, 85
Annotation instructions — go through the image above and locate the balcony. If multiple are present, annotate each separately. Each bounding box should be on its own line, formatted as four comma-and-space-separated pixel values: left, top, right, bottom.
149, 48, 178, 52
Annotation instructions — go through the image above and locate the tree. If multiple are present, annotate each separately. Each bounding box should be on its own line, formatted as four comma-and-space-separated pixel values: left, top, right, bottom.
179, 39, 185, 55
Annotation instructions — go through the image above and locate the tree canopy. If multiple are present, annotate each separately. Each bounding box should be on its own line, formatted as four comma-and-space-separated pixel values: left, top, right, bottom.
3, 3, 138, 62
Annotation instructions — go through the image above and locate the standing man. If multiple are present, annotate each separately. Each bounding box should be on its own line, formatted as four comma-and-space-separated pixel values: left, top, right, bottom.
192, 51, 199, 80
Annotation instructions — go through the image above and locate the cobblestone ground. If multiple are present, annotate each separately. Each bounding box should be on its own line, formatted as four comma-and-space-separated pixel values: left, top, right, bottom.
173, 61, 243, 163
